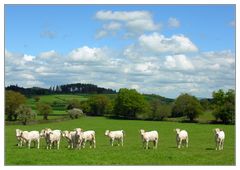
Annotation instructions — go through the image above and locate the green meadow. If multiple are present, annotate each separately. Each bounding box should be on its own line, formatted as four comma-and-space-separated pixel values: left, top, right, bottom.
5, 116, 235, 165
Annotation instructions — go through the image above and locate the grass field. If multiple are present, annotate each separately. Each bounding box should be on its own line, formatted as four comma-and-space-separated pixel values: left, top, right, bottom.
5, 116, 235, 165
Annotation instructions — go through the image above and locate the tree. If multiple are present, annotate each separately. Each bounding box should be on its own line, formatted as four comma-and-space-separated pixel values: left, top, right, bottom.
36, 103, 52, 120
172, 93, 202, 122
212, 89, 235, 124
66, 99, 82, 110
16, 105, 36, 125
88, 95, 113, 116
150, 99, 171, 120
113, 88, 150, 119
5, 90, 26, 121
68, 108, 84, 119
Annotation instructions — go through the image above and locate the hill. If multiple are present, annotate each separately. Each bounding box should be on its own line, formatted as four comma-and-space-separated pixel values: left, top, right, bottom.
5, 83, 116, 96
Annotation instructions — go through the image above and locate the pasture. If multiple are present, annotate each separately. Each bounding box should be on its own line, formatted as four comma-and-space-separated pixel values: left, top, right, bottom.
5, 116, 235, 165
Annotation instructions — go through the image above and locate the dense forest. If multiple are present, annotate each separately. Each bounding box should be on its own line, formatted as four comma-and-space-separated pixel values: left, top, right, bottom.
5, 83, 116, 96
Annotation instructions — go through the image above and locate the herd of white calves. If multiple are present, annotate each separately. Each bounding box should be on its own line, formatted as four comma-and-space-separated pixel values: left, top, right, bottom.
15, 128, 225, 150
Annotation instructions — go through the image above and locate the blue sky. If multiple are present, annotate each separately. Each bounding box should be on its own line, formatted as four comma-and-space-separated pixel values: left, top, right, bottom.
5, 5, 235, 98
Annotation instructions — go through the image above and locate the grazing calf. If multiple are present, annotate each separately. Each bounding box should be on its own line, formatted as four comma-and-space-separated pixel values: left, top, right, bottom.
19, 130, 40, 149
62, 130, 76, 149
105, 130, 125, 146
75, 129, 96, 149
214, 128, 225, 150
16, 129, 26, 147
175, 128, 188, 149
40, 128, 53, 148
41, 129, 61, 149
139, 129, 158, 149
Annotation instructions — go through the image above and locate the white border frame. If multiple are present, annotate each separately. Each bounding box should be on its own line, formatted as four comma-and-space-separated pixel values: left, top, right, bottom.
1, 0, 238, 169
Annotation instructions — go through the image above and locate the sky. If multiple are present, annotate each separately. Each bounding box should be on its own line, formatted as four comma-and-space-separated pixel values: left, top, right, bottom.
5, 5, 236, 98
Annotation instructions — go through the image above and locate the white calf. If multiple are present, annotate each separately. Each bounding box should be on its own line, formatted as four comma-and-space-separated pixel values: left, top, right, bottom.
140, 129, 158, 149
16, 129, 26, 147
62, 130, 76, 149
43, 129, 61, 149
175, 128, 188, 148
214, 128, 225, 150
105, 130, 125, 146
40, 128, 52, 148
19, 130, 40, 149
75, 129, 96, 149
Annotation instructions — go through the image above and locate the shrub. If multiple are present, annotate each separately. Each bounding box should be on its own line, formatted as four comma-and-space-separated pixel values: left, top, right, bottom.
16, 105, 36, 125
68, 108, 84, 119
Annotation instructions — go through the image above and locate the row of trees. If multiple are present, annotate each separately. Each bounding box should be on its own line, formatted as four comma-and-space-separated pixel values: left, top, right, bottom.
70, 88, 235, 124
5, 88, 235, 124
6, 83, 116, 97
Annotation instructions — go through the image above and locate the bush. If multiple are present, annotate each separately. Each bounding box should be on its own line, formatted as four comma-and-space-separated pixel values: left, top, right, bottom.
68, 108, 84, 119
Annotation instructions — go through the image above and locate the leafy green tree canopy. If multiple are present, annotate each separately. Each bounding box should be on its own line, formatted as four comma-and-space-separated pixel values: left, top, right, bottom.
16, 105, 36, 125
114, 88, 150, 119
5, 90, 26, 121
36, 102, 52, 120
172, 93, 202, 122
150, 99, 171, 120
88, 95, 113, 116
212, 89, 235, 124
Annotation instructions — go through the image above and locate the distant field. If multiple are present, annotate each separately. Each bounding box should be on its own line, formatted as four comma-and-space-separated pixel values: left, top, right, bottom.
5, 116, 235, 165
26, 94, 89, 111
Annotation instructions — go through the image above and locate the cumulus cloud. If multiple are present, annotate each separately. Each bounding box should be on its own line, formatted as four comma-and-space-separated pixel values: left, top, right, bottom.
164, 54, 194, 70
168, 17, 180, 28
95, 10, 160, 38
139, 32, 198, 53
68, 46, 107, 63
5, 44, 235, 98
39, 50, 59, 59
95, 10, 152, 21
103, 22, 122, 30
23, 54, 35, 62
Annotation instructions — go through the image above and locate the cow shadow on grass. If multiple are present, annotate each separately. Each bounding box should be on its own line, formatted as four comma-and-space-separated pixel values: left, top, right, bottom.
205, 148, 214, 150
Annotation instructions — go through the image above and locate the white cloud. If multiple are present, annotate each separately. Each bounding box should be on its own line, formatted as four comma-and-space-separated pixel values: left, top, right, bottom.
5, 45, 235, 98
168, 17, 180, 28
20, 73, 35, 80
164, 54, 194, 70
95, 10, 160, 38
126, 19, 160, 32
103, 22, 122, 30
68, 46, 107, 63
39, 50, 59, 59
95, 10, 151, 21
139, 32, 198, 53
23, 54, 35, 62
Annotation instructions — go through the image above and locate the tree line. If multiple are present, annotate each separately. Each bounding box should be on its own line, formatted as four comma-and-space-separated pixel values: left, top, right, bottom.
5, 83, 116, 97
5, 88, 235, 125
